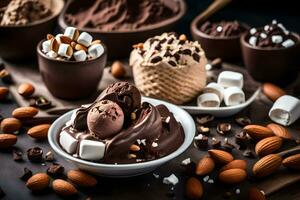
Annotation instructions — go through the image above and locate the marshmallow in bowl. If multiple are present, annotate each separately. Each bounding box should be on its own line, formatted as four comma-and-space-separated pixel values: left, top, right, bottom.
46, 50, 58, 59
269, 95, 300, 126
197, 93, 220, 107
79, 140, 106, 160
73, 50, 87, 61
203, 82, 224, 101
58, 44, 73, 59
59, 131, 78, 154
42, 40, 51, 53
217, 71, 244, 88
77, 32, 93, 47
88, 44, 105, 59
223, 87, 245, 106
64, 27, 80, 40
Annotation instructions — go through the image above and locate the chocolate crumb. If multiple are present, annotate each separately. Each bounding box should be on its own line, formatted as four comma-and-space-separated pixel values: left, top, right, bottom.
20, 167, 32, 181
47, 163, 64, 177
243, 149, 255, 158
235, 117, 251, 127
217, 123, 231, 135
12, 149, 23, 161
27, 147, 43, 163
196, 114, 214, 125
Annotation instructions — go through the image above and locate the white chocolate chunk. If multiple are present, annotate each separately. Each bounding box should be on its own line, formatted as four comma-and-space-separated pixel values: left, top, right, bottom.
79, 140, 105, 160
163, 174, 179, 185
203, 82, 224, 101
271, 35, 283, 44
46, 50, 58, 58
249, 36, 257, 46
77, 32, 93, 47
224, 87, 245, 106
42, 40, 51, 53
269, 95, 300, 126
64, 27, 79, 40
73, 50, 87, 61
181, 158, 191, 166
88, 44, 104, 59
260, 33, 267, 39
59, 131, 78, 154
58, 43, 73, 58
282, 39, 295, 48
197, 93, 220, 108
217, 71, 244, 88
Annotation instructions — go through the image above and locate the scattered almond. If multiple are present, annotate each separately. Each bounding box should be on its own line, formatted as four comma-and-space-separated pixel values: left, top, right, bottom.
243, 125, 274, 140
67, 170, 97, 187
220, 160, 247, 172
252, 154, 282, 177
208, 149, 234, 165
129, 144, 140, 152
27, 124, 51, 140
196, 156, 215, 176
219, 168, 247, 184
18, 83, 35, 98
75, 43, 88, 52
186, 177, 203, 199
0, 118, 22, 133
111, 61, 126, 79
26, 173, 50, 191
282, 154, 300, 170
0, 134, 17, 149
0, 86, 9, 100
91, 40, 101, 45
262, 83, 285, 102
179, 34, 187, 41
248, 187, 266, 200
255, 136, 282, 157
12, 107, 38, 119
52, 179, 78, 196
267, 123, 292, 140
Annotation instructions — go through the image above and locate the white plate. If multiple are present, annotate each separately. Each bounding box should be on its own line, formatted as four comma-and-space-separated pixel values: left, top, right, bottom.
48, 97, 195, 177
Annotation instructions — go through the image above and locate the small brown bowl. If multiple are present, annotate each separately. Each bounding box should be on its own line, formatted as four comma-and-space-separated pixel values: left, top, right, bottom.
241, 32, 300, 85
191, 18, 249, 61
37, 40, 107, 100
58, 0, 186, 60
0, 0, 64, 61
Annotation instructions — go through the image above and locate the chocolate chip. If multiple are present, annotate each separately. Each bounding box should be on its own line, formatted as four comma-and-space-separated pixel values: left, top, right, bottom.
235, 116, 251, 127
27, 147, 43, 162
168, 60, 177, 67
12, 149, 23, 161
155, 44, 161, 51
0, 69, 13, 84
211, 138, 221, 149
160, 38, 167, 44
235, 132, 250, 149
20, 167, 33, 181
217, 123, 231, 135
150, 56, 162, 63
47, 163, 64, 177
45, 151, 54, 162
0, 186, 5, 198
194, 134, 208, 149
181, 49, 192, 55
196, 114, 214, 125
35, 96, 52, 109
182, 161, 196, 176
173, 52, 180, 61
192, 53, 200, 62
221, 138, 235, 152
243, 149, 255, 158
196, 125, 210, 136
167, 38, 174, 44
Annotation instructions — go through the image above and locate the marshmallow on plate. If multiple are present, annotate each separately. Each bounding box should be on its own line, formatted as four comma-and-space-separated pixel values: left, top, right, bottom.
58, 43, 73, 59
73, 50, 87, 61
79, 140, 105, 161
88, 44, 104, 59
197, 93, 220, 108
269, 95, 300, 126
77, 32, 93, 47
224, 87, 245, 106
203, 82, 224, 101
217, 71, 244, 88
42, 40, 51, 53
59, 131, 78, 154
64, 27, 79, 40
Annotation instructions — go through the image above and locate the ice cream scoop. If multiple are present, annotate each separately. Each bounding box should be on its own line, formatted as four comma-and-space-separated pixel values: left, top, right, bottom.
87, 100, 124, 139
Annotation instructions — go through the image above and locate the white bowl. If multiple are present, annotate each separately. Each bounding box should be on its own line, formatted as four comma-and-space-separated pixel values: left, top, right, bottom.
48, 97, 195, 177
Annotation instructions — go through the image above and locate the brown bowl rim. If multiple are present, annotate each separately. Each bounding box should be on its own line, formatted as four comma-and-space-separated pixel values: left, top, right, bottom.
58, 0, 186, 34
37, 39, 107, 64
0, 0, 64, 29
240, 31, 300, 51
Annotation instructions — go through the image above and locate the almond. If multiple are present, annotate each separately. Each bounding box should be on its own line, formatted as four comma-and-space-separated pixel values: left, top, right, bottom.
282, 154, 300, 170
12, 107, 38, 119
26, 173, 50, 191
252, 154, 282, 177
0, 86, 9, 100
196, 156, 215, 175
67, 170, 97, 187
219, 168, 247, 184
27, 124, 51, 140
220, 160, 247, 172
18, 83, 35, 97
129, 144, 140, 152
248, 187, 266, 200
186, 177, 203, 199
255, 136, 282, 157
0, 134, 17, 149
208, 149, 234, 165
1, 118, 22, 133
267, 123, 292, 140
263, 83, 285, 102
52, 179, 78, 196
111, 61, 126, 79
243, 125, 274, 140
59, 35, 73, 44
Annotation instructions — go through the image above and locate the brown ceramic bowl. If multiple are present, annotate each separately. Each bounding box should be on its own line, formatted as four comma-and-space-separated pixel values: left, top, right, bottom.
37, 40, 107, 100
191, 18, 249, 61
58, 0, 186, 60
0, 0, 64, 61
241, 32, 300, 85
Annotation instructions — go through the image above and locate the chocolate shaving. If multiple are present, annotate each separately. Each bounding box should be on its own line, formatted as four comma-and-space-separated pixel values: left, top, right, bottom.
27, 147, 43, 163
20, 167, 33, 181
47, 163, 64, 177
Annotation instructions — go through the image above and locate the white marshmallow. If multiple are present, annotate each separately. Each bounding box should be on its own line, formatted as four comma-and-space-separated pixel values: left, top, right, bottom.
249, 36, 257, 46
269, 95, 300, 126
163, 174, 179, 185
64, 27, 79, 40
59, 131, 78, 154
55, 34, 63, 43
77, 32, 93, 47
272, 19, 277, 24
203, 82, 224, 101
197, 93, 220, 108
42, 40, 51, 53
217, 71, 244, 88
73, 50, 87, 61
264, 25, 270, 32
79, 140, 105, 160
272, 35, 283, 44
282, 39, 295, 48
260, 33, 267, 39
250, 28, 257, 35
46, 50, 57, 58
223, 87, 245, 106
58, 43, 73, 58
88, 44, 104, 59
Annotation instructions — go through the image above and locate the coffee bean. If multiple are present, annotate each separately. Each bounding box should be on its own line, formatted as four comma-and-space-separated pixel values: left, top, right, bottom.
47, 163, 64, 177
27, 147, 43, 162
12, 149, 23, 161
35, 96, 52, 109
150, 56, 162, 63
196, 125, 210, 136
217, 123, 231, 135
235, 116, 251, 127
20, 167, 32, 181
196, 114, 214, 125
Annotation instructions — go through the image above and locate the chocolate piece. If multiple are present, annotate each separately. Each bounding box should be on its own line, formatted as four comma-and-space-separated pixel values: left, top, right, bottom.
27, 147, 43, 162
182, 161, 196, 176
192, 53, 200, 62
20, 167, 32, 181
196, 114, 214, 125
221, 138, 235, 152
12, 149, 23, 161
235, 131, 250, 149
200, 21, 247, 37
235, 116, 251, 127
35, 96, 52, 109
168, 60, 177, 67
194, 134, 208, 149
150, 56, 163, 63
217, 123, 231, 135
0, 69, 13, 84
211, 137, 221, 149
243, 149, 255, 158
196, 125, 210, 136
47, 163, 64, 177
45, 151, 54, 162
